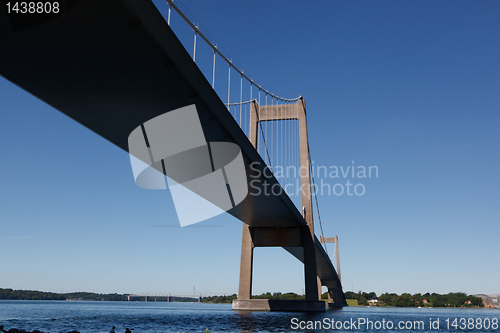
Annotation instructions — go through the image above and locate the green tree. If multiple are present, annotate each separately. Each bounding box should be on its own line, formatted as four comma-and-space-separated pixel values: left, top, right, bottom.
358, 295, 368, 306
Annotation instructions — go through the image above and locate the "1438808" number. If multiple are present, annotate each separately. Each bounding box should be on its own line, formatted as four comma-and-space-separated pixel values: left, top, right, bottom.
6, 2, 60, 14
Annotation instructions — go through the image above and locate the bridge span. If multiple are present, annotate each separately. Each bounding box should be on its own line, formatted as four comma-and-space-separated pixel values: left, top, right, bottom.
0, 0, 345, 311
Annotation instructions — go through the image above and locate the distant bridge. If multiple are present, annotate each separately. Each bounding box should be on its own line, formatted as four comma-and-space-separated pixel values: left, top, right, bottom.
126, 293, 214, 302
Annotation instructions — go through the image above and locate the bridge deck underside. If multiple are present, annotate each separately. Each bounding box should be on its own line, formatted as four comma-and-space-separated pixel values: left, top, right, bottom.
0, 0, 342, 294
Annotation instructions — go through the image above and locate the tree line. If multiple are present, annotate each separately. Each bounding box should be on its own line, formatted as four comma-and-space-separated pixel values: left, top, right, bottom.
0, 289, 127, 301
345, 291, 484, 308
201, 292, 309, 303
200, 292, 306, 303
200, 294, 237, 303
252, 292, 305, 300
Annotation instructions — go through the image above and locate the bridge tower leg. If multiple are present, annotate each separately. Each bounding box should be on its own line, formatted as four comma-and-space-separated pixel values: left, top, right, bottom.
233, 99, 324, 312
235, 100, 259, 302
237, 224, 254, 300
296, 98, 319, 302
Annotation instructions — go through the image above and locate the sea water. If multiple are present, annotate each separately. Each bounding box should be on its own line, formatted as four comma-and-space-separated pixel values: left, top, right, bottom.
0, 300, 499, 332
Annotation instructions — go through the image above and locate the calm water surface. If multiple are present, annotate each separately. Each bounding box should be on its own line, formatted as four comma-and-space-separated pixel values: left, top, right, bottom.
1, 300, 499, 333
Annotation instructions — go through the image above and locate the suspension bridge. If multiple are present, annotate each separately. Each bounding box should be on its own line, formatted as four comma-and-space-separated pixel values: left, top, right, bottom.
0, 0, 345, 311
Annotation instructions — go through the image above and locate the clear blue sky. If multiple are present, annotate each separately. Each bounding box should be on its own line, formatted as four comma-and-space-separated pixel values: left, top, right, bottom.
1, 0, 499, 297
